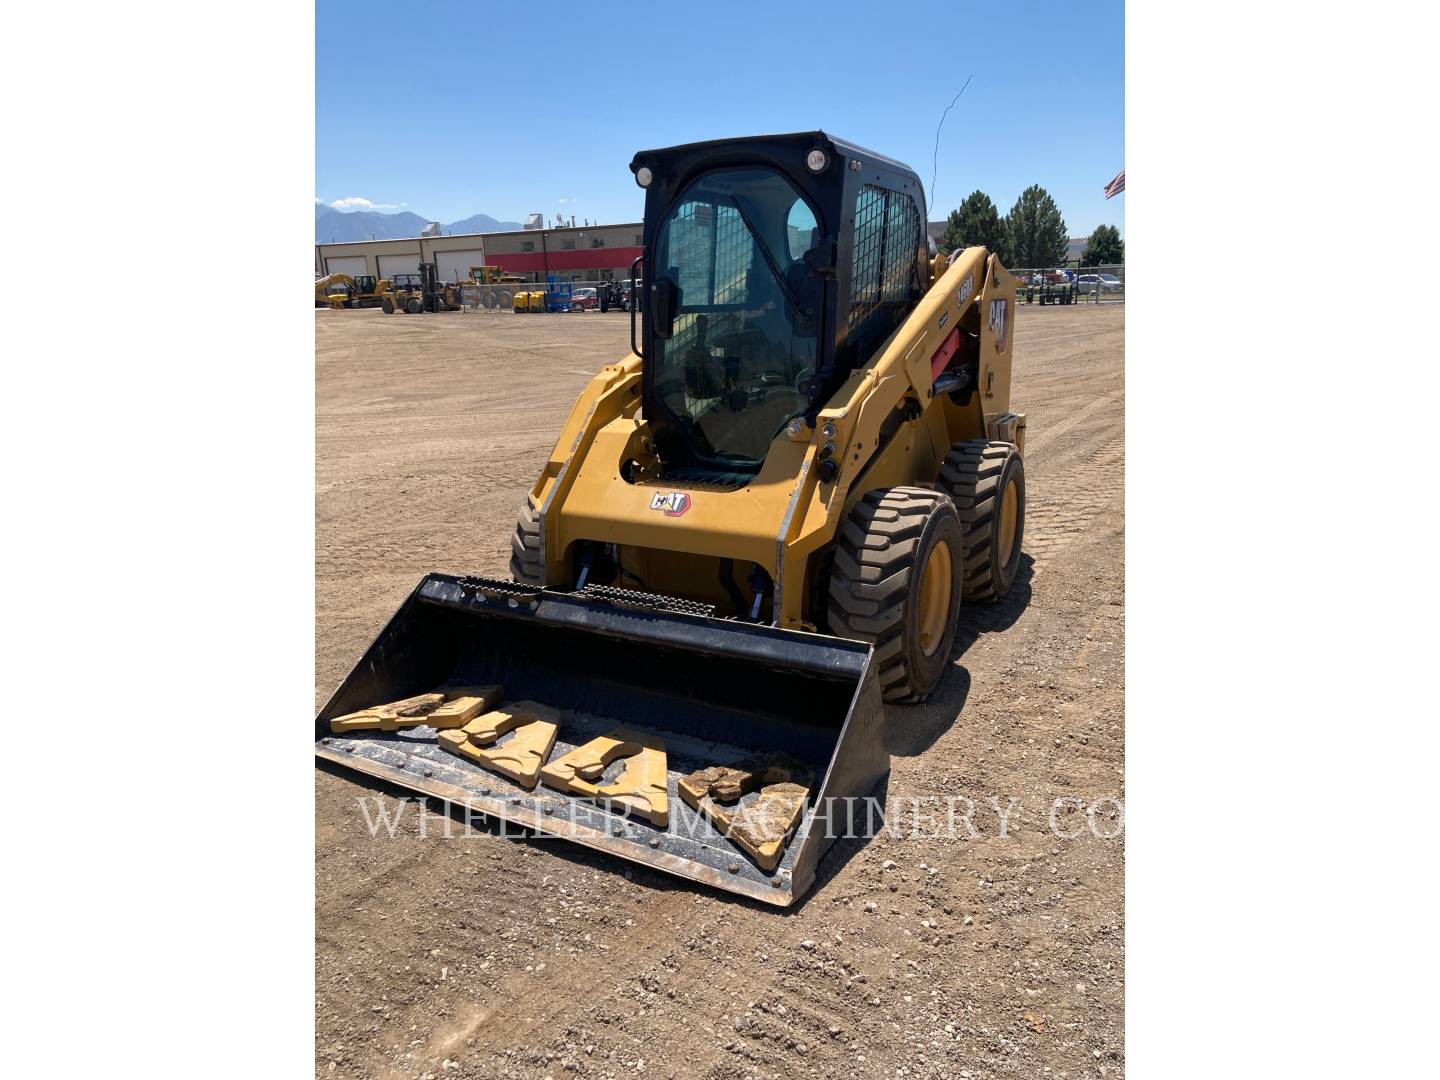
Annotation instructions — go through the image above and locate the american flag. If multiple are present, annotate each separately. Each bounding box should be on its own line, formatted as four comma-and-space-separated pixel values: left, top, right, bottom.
1104, 170, 1125, 199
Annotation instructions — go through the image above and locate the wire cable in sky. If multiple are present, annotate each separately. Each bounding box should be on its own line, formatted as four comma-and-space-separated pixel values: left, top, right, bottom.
929, 74, 974, 213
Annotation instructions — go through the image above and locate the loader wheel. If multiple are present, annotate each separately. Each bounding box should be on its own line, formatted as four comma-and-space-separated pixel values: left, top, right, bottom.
938, 440, 1025, 602
381, 297, 395, 314
509, 500, 543, 585
406, 297, 423, 315
827, 487, 962, 703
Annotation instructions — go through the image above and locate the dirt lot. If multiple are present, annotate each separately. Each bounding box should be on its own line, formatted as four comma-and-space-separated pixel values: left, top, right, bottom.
316, 303, 1125, 1080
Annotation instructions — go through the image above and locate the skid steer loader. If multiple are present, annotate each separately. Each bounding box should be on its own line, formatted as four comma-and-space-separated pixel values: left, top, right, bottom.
316, 132, 1026, 906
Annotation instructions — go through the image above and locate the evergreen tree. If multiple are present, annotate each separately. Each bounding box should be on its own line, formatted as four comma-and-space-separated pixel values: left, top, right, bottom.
1081, 224, 1124, 266
937, 190, 1007, 260
1003, 185, 1069, 268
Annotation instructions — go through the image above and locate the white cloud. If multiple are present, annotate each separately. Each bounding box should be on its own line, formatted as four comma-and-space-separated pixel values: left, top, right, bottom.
558, 197, 576, 205
327, 196, 407, 212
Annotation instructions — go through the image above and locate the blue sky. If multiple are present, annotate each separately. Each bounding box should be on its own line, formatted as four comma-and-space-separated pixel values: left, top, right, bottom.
317, 1, 1123, 237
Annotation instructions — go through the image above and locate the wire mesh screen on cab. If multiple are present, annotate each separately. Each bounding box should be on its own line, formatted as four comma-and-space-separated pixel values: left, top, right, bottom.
847, 184, 923, 366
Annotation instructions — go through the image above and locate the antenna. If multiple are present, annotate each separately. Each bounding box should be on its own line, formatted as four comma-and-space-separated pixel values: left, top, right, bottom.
928, 74, 973, 213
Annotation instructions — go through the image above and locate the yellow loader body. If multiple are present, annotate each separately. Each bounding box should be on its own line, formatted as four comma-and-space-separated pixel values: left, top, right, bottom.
528, 246, 1021, 628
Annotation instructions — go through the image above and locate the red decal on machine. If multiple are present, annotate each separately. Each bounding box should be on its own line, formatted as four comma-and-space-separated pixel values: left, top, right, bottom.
649, 491, 691, 517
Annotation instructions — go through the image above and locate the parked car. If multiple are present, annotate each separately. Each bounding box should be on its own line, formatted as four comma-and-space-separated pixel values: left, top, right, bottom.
571, 287, 599, 311
1076, 273, 1123, 294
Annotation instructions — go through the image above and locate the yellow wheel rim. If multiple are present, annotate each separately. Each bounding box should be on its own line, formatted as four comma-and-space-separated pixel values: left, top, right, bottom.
997, 477, 1019, 564
916, 539, 953, 658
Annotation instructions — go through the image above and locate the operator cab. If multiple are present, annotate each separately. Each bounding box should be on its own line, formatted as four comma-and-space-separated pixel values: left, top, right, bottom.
631, 131, 928, 481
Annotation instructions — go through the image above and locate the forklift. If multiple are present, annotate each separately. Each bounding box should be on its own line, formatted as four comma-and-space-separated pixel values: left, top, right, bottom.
381, 264, 461, 314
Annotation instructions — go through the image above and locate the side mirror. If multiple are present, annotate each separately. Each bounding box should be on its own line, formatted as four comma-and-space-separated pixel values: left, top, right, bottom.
650, 277, 679, 339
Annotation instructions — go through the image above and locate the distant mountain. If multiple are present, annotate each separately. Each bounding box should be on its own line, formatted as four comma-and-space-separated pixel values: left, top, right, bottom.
446, 212, 524, 234
315, 205, 524, 243
315, 207, 431, 243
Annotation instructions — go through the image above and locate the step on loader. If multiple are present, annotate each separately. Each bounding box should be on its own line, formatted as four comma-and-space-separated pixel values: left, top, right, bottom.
317, 131, 1027, 906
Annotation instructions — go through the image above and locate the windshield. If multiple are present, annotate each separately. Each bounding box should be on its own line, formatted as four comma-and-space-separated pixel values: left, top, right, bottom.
652, 168, 822, 468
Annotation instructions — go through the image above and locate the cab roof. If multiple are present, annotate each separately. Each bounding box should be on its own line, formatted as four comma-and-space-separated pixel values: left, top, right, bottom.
629, 130, 923, 193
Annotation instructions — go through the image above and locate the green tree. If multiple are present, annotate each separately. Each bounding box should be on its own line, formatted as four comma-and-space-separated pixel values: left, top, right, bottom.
1003, 185, 1069, 268
937, 190, 1007, 260
1081, 224, 1124, 266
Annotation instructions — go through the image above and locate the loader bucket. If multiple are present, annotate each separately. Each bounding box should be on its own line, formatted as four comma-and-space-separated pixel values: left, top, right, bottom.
315, 574, 888, 906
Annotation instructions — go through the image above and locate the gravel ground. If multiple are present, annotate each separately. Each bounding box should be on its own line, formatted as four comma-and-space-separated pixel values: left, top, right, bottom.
316, 303, 1125, 1080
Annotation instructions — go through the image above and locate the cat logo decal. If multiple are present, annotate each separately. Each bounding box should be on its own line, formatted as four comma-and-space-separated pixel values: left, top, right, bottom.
649, 491, 691, 517
988, 298, 1009, 352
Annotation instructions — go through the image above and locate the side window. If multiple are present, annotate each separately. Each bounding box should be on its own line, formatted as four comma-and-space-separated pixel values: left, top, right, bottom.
847, 184, 922, 364
787, 199, 818, 260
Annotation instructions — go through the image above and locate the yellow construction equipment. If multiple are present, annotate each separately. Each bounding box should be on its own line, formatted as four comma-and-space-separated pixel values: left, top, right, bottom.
316, 273, 391, 309
381, 272, 424, 314
464, 265, 524, 285
316, 132, 1026, 905
382, 263, 462, 314
315, 274, 350, 308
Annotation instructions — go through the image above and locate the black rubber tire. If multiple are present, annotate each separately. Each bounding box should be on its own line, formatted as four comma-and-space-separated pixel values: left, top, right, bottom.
509, 500, 543, 585
826, 487, 963, 703
381, 297, 395, 314
938, 440, 1026, 602
405, 297, 423, 315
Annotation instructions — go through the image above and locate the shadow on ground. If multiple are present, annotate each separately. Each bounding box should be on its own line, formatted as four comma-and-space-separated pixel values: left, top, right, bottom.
885, 553, 1035, 758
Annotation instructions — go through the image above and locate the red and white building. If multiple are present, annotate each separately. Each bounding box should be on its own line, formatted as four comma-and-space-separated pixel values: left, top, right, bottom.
315, 221, 643, 284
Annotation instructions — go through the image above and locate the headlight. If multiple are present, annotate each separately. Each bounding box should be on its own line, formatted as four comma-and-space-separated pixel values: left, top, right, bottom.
635, 166, 653, 188
806, 150, 828, 173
